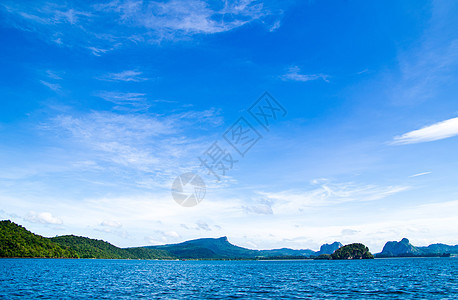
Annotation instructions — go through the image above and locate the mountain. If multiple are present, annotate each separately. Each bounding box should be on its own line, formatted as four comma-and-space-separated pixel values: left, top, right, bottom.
330, 243, 374, 259
378, 238, 420, 257
316, 242, 343, 255
257, 242, 342, 258
418, 243, 458, 255
148, 236, 338, 259
147, 236, 258, 259
377, 238, 458, 257
0, 220, 172, 259
258, 248, 315, 257
0, 220, 77, 258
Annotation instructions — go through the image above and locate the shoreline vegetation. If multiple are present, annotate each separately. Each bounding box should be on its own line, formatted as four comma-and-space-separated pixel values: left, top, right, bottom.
1, 220, 456, 261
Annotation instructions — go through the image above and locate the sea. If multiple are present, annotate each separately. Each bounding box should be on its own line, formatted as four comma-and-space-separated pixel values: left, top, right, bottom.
1, 258, 457, 299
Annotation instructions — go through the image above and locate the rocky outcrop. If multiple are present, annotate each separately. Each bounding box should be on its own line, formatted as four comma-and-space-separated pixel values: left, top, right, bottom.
316, 242, 343, 255
379, 238, 420, 257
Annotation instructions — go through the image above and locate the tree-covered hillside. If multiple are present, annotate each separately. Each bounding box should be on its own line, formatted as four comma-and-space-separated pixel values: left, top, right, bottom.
331, 243, 374, 259
124, 246, 172, 260
51, 235, 132, 259
1, 220, 173, 259
51, 235, 172, 259
0, 220, 77, 258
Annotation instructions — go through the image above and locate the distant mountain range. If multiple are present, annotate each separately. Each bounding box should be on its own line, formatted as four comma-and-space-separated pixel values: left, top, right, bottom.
146, 237, 342, 259
1, 220, 456, 260
377, 238, 458, 258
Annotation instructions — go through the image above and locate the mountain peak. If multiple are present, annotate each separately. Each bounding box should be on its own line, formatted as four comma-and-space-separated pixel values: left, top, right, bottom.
317, 241, 343, 255
380, 238, 419, 256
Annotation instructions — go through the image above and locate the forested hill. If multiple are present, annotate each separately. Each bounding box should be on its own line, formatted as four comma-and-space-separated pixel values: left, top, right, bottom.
50, 235, 171, 259
0, 220, 172, 259
0, 220, 77, 258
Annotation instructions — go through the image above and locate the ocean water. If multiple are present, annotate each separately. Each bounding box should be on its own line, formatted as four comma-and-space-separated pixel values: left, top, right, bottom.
0, 258, 457, 299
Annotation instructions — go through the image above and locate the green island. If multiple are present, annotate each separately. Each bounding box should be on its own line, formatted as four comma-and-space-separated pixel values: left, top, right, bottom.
313, 244, 374, 260
330, 243, 374, 259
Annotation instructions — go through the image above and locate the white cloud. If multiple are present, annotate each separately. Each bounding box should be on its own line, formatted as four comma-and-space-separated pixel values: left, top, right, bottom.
242, 199, 273, 215
25, 212, 63, 225
341, 229, 359, 236
259, 181, 410, 213
281, 66, 329, 82
101, 70, 148, 82
145, 229, 181, 245
100, 220, 122, 228
41, 109, 222, 188
268, 20, 281, 32
40, 80, 61, 91
93, 220, 129, 238
87, 46, 111, 56
97, 91, 149, 111
242, 204, 273, 215
46, 70, 63, 80
196, 221, 211, 231
1, 0, 280, 54
103, 0, 267, 35
392, 117, 458, 145
409, 172, 432, 178
3, 180, 457, 251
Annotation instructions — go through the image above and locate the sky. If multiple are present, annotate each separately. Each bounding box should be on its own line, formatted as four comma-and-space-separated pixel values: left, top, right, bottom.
1, 0, 458, 253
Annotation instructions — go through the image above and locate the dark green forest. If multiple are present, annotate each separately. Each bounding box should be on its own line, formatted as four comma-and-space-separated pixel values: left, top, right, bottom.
330, 243, 374, 259
0, 220, 77, 258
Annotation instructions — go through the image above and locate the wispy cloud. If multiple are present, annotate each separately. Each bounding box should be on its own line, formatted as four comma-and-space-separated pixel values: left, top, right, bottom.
388, 1, 458, 105
196, 221, 211, 231
1, 0, 280, 54
409, 172, 432, 178
40, 80, 61, 91
281, 66, 329, 82
242, 203, 273, 215
87, 46, 111, 56
41, 109, 222, 188
392, 117, 458, 145
97, 91, 149, 111
101, 70, 148, 82
46, 70, 63, 80
101, 0, 268, 35
259, 181, 410, 213
341, 229, 359, 236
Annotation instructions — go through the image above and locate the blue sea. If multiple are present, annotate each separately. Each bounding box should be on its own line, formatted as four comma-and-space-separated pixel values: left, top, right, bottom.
1, 258, 457, 299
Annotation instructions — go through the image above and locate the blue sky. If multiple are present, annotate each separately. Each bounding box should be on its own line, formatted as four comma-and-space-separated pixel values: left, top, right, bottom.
1, 0, 458, 252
